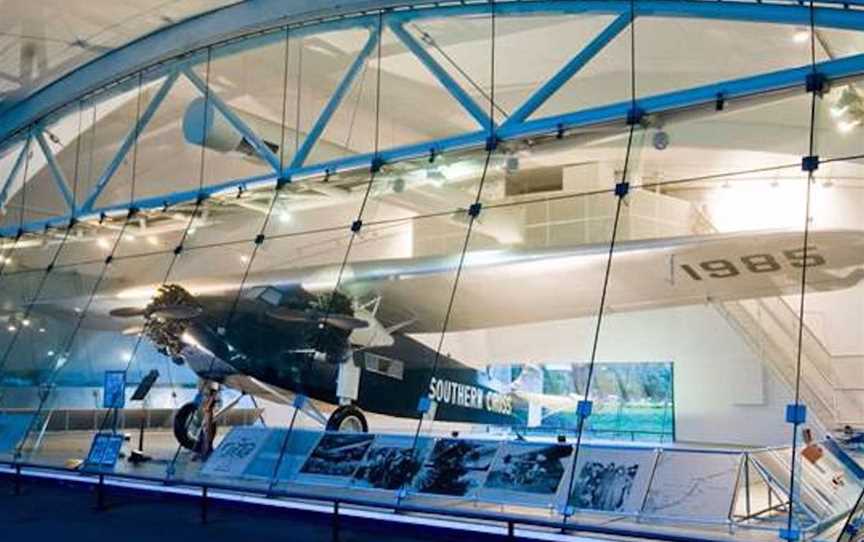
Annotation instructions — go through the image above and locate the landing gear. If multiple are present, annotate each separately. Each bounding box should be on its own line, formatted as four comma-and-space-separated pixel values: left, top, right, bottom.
326, 405, 368, 433
173, 381, 219, 454
173, 402, 204, 451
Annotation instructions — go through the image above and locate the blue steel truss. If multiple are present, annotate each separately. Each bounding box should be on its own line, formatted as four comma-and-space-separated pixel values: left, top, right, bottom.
2, 0, 864, 236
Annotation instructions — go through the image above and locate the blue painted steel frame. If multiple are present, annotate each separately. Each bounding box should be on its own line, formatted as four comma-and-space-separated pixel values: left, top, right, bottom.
388, 21, 493, 130
3, 0, 864, 237
4, 0, 864, 146
290, 27, 380, 169
33, 129, 75, 211
80, 71, 180, 213
502, 12, 631, 127
0, 137, 31, 208
182, 68, 284, 173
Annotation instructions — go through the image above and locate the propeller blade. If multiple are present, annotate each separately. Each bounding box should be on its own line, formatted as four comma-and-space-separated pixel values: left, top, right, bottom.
109, 307, 147, 318
122, 325, 144, 336
266, 307, 312, 322
321, 315, 369, 331
266, 308, 368, 330
150, 305, 202, 320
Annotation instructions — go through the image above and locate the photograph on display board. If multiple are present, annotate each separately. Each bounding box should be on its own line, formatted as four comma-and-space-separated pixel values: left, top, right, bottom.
568, 446, 656, 514
300, 433, 375, 478
483, 441, 573, 496
413, 439, 499, 497
352, 435, 432, 490
641, 450, 742, 521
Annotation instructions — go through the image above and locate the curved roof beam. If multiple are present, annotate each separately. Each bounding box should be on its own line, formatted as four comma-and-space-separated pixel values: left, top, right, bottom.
1, 0, 864, 145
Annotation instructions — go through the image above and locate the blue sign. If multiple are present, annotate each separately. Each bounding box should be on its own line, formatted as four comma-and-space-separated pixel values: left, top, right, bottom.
85, 433, 124, 469
103, 370, 126, 409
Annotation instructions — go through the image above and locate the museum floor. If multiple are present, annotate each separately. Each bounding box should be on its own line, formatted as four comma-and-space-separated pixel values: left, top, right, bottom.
0, 478, 508, 542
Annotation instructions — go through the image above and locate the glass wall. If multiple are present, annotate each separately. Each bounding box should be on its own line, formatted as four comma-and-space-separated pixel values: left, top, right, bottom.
1, 3, 864, 541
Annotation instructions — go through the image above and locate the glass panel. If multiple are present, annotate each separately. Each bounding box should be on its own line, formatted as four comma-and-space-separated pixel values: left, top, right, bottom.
534, 17, 826, 121
294, 27, 378, 166
188, 31, 289, 186
307, 22, 485, 162
0, 1, 237, 109
113, 70, 209, 204
40, 77, 157, 212
8, 234, 178, 472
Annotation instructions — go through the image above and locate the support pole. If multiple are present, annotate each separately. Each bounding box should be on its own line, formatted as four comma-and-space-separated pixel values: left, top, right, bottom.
201, 485, 209, 523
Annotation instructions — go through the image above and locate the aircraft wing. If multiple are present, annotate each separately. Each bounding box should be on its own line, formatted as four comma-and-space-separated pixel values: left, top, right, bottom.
327, 228, 864, 332
19, 229, 864, 334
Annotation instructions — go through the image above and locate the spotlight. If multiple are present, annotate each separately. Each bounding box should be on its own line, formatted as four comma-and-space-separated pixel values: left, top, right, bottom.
652, 130, 670, 151
793, 29, 810, 43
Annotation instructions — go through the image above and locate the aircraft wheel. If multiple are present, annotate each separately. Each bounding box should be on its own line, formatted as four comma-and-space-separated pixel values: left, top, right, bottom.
326, 405, 368, 433
173, 402, 202, 450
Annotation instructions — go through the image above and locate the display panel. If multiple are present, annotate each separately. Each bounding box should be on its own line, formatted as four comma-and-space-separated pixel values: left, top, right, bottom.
411, 438, 498, 499
642, 450, 742, 522
567, 445, 655, 515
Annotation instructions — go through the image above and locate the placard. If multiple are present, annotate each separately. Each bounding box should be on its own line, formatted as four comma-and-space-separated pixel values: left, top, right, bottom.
201, 426, 271, 478
84, 433, 124, 470
103, 370, 126, 409
567, 445, 657, 514
413, 438, 499, 498
478, 441, 574, 506
641, 450, 742, 522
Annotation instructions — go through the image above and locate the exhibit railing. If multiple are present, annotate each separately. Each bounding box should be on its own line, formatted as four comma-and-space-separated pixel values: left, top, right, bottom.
0, 428, 860, 541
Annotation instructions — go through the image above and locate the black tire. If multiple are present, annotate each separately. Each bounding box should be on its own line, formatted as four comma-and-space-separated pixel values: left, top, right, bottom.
326, 405, 368, 433
173, 402, 200, 450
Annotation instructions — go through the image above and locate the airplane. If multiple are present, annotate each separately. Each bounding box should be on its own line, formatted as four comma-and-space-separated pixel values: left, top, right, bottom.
89, 227, 864, 453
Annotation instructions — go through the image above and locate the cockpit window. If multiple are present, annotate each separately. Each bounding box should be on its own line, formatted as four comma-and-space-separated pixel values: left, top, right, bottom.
258, 286, 283, 306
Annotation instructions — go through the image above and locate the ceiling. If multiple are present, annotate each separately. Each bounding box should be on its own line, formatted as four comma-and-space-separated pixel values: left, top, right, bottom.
0, 0, 240, 112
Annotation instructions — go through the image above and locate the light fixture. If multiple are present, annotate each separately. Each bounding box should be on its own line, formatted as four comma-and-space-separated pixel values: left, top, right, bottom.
96, 237, 110, 250
7, 324, 15, 332
21, 319, 30, 327
146, 235, 159, 246
38, 327, 46, 333
240, 254, 250, 263
278, 211, 292, 224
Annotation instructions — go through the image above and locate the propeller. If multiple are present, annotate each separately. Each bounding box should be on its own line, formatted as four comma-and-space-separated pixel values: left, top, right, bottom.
122, 325, 144, 336
266, 307, 369, 331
